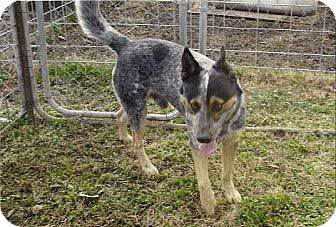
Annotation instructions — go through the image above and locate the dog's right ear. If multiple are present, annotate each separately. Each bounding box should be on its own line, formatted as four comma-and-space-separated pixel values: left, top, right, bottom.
213, 46, 231, 73
181, 48, 201, 82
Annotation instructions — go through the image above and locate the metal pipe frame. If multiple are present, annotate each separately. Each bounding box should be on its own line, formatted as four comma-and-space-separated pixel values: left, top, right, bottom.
2, 0, 334, 136
35, 1, 179, 122
199, 0, 208, 55
178, 0, 188, 47
11, 2, 35, 123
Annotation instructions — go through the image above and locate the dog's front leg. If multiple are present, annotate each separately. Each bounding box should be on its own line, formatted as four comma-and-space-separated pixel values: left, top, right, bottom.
191, 149, 217, 216
221, 132, 242, 203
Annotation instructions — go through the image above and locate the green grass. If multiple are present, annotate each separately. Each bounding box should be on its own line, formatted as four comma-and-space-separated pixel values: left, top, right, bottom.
0, 65, 335, 226
43, 63, 336, 129
0, 69, 10, 86
1, 67, 21, 130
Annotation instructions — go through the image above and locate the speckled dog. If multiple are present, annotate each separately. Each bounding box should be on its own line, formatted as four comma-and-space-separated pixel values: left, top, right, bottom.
76, 1, 245, 215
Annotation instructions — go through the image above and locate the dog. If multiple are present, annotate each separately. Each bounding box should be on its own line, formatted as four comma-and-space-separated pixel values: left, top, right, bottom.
76, 0, 245, 216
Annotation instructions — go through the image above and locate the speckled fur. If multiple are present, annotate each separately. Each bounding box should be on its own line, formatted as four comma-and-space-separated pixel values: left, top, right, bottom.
76, 0, 246, 215
76, 1, 245, 138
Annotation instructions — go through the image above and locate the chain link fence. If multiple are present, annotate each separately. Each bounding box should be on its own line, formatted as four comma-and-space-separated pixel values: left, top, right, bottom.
200, 0, 335, 72
0, 5, 20, 132
0, 0, 335, 135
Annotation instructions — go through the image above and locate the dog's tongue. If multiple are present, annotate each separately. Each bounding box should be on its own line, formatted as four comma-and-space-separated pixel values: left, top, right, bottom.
198, 142, 217, 155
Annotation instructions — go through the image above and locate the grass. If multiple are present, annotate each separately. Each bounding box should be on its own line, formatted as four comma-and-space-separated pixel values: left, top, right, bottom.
0, 69, 10, 87
0, 67, 21, 131
0, 64, 335, 226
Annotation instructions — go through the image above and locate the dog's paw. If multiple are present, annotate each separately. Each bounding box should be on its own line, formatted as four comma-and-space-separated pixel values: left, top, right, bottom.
201, 191, 217, 216
118, 134, 132, 143
203, 198, 217, 216
142, 164, 159, 176
224, 188, 241, 204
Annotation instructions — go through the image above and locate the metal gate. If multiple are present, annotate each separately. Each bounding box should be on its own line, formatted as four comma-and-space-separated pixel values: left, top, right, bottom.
0, 0, 335, 135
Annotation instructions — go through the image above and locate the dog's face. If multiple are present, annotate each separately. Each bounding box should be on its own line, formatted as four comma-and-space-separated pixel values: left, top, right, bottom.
181, 47, 242, 155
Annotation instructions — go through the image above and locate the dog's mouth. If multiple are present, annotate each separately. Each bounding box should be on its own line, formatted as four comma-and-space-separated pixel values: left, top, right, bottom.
198, 141, 218, 156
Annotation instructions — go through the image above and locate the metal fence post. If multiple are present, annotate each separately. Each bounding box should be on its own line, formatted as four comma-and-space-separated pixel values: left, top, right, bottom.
178, 0, 188, 47
199, 0, 208, 55
12, 1, 35, 124
9, 5, 26, 116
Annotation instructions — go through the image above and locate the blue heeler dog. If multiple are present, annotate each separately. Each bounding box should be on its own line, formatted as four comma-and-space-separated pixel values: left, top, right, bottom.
76, 1, 245, 215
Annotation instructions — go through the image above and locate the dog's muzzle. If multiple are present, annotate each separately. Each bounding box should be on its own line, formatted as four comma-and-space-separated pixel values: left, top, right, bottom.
197, 132, 212, 144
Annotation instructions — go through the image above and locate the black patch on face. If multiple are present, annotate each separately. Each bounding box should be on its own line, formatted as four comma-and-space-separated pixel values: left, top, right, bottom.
183, 78, 203, 101
153, 43, 169, 63
206, 46, 242, 102
206, 67, 242, 102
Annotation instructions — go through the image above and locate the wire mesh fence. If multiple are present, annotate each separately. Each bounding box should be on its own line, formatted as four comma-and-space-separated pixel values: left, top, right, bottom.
38, 0, 180, 116
200, 0, 335, 72
0, 0, 335, 134
0, 6, 21, 132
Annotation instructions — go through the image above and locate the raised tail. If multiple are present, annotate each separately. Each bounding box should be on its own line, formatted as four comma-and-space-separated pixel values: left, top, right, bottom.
75, 0, 130, 54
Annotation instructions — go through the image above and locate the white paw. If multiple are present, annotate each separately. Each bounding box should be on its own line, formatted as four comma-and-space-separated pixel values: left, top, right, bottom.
142, 163, 159, 176
118, 134, 132, 143
224, 188, 242, 204
201, 191, 217, 216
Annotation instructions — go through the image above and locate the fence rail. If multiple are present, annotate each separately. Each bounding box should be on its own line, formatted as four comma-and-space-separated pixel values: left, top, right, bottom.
0, 0, 335, 135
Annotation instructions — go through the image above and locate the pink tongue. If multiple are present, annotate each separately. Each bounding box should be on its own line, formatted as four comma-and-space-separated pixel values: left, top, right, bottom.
198, 142, 217, 155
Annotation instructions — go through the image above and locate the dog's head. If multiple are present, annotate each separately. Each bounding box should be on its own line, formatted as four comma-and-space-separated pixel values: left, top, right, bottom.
181, 46, 243, 155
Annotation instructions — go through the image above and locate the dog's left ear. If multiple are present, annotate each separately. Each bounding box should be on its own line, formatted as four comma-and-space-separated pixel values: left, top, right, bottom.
213, 46, 231, 73
181, 47, 201, 82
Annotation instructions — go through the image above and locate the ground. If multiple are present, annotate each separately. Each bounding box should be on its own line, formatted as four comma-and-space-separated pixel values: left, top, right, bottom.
0, 1, 335, 225
0, 65, 334, 226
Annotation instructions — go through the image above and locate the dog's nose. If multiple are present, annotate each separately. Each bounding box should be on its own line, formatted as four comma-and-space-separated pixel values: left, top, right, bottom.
197, 134, 212, 143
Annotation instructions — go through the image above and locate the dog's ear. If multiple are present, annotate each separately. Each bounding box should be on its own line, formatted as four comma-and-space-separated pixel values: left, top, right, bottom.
213, 46, 231, 73
181, 47, 201, 81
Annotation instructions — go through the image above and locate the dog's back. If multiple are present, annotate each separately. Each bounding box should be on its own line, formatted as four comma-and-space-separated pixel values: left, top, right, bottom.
113, 39, 186, 113
77, 1, 189, 114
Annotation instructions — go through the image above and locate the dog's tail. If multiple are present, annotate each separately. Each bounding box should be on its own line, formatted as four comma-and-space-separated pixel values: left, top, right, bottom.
75, 0, 130, 54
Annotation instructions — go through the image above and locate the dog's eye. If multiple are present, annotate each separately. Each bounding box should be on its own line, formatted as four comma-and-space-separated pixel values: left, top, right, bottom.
212, 103, 223, 112
190, 103, 200, 113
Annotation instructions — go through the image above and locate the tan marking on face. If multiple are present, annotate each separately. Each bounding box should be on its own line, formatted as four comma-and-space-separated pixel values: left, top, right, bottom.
222, 95, 237, 111
189, 97, 202, 113
181, 96, 202, 114
209, 95, 237, 120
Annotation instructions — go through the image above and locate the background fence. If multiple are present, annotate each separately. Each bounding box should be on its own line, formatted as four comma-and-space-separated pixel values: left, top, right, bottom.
0, 0, 335, 135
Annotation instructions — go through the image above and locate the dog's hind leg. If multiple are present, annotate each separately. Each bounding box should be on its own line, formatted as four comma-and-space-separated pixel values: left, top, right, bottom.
130, 107, 159, 176
117, 108, 132, 143
221, 132, 242, 203
191, 149, 217, 216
